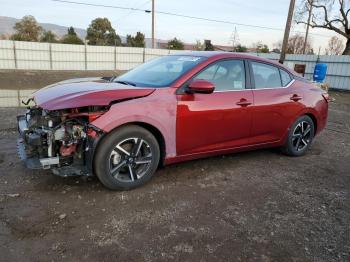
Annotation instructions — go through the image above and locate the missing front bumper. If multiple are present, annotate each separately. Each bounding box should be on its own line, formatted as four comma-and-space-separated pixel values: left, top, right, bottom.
17, 138, 59, 169
16, 112, 98, 177
17, 137, 91, 177
17, 114, 60, 170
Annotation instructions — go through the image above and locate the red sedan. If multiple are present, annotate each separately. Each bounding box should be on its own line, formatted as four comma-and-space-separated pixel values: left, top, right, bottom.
17, 52, 329, 190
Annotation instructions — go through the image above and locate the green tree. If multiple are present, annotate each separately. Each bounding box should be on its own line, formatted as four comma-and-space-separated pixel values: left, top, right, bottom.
10, 15, 42, 41
204, 40, 214, 51
253, 41, 270, 53
61, 27, 84, 45
235, 44, 247, 52
86, 18, 121, 46
126, 35, 133, 46
67, 27, 76, 36
168, 38, 184, 50
126, 32, 145, 47
259, 44, 270, 53
134, 32, 145, 47
40, 30, 58, 43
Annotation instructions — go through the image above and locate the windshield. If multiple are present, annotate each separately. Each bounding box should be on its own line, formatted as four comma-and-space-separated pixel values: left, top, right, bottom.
115, 55, 207, 87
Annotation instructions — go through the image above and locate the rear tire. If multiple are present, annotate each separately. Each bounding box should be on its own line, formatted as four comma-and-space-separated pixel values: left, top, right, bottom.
94, 125, 160, 190
282, 115, 315, 156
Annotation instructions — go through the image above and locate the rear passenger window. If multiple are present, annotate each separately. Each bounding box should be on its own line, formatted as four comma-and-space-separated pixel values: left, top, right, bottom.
251, 62, 282, 89
280, 69, 292, 86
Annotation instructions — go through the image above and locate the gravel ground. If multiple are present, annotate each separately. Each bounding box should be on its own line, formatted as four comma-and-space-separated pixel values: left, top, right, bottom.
0, 89, 349, 261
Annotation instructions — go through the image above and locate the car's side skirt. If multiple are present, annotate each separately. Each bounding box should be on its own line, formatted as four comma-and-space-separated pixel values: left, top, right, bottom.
164, 140, 283, 165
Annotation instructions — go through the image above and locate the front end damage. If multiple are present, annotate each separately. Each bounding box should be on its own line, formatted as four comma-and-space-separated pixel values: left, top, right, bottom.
17, 106, 105, 177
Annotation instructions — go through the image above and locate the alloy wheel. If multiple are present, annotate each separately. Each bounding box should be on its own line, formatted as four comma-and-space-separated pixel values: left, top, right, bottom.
109, 137, 153, 182
292, 121, 312, 152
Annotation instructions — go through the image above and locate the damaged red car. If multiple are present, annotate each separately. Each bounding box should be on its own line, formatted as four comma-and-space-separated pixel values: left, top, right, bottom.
17, 52, 329, 190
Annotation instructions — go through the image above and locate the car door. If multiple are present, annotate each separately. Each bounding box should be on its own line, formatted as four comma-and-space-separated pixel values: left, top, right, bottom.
248, 60, 305, 144
176, 59, 254, 156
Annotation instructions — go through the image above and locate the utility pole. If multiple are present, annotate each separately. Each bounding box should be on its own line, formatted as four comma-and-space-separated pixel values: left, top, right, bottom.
279, 0, 296, 64
303, 0, 313, 54
152, 0, 155, 48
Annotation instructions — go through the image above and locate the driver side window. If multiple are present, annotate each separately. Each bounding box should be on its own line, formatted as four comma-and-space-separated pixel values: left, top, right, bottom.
193, 60, 246, 91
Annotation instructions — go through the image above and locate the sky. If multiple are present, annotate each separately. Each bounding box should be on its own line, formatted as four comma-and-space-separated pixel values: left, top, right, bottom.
0, 0, 341, 52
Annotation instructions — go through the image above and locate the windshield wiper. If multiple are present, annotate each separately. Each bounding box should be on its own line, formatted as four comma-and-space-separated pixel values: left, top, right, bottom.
114, 80, 136, 86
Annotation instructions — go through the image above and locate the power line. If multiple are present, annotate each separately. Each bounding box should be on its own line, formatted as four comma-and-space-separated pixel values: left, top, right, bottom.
52, 0, 148, 12
51, 0, 332, 38
156, 11, 283, 31
51, 0, 282, 30
114, 0, 151, 23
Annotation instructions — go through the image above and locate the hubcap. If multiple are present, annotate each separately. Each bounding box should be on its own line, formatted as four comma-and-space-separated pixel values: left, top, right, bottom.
109, 137, 153, 182
292, 121, 312, 151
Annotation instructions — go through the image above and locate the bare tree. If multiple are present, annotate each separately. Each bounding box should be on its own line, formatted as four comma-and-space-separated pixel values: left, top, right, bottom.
195, 40, 204, 51
0, 34, 9, 40
325, 35, 345, 54
275, 34, 313, 54
289, 34, 313, 54
296, 0, 350, 55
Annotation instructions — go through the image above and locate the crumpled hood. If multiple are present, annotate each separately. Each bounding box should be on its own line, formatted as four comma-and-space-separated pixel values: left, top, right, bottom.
33, 77, 155, 110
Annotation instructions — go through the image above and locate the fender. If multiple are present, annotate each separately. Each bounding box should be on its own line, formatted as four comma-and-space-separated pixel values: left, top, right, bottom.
280, 106, 323, 145
91, 88, 178, 158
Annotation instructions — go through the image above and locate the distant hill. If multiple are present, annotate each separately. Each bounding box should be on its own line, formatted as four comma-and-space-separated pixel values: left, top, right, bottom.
0, 16, 141, 44
0, 16, 87, 39
0, 16, 187, 48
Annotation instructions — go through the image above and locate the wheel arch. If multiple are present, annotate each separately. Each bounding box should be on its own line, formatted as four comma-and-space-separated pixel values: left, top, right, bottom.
131, 122, 166, 167
282, 110, 319, 145
304, 112, 318, 134
94, 121, 167, 167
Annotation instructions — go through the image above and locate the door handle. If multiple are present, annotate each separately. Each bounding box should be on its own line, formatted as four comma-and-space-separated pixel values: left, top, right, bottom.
236, 99, 252, 107
290, 94, 302, 102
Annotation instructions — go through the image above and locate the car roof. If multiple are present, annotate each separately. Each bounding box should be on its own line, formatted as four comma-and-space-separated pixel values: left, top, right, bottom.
170, 51, 296, 75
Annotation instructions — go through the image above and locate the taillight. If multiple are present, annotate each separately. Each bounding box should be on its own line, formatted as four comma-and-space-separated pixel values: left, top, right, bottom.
322, 93, 330, 103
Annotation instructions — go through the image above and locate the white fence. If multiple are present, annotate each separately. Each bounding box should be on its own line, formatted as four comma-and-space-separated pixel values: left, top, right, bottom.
253, 53, 350, 91
0, 89, 37, 107
0, 40, 349, 93
0, 40, 184, 71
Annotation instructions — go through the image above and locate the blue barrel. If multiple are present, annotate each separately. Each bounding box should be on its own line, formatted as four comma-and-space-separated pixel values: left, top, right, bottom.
313, 63, 327, 83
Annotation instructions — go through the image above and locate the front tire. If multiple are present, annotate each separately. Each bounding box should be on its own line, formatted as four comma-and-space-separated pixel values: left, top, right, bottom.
282, 115, 315, 156
94, 125, 160, 190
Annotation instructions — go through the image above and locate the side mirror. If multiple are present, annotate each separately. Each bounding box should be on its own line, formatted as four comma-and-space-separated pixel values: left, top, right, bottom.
187, 79, 215, 94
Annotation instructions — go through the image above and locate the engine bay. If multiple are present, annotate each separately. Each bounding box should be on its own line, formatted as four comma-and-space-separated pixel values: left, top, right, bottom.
17, 106, 106, 176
